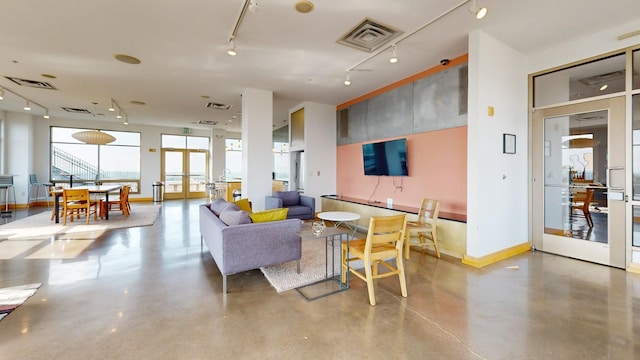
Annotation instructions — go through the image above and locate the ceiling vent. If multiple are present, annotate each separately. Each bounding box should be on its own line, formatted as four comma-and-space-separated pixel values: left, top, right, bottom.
5, 76, 56, 90
61, 107, 91, 114
337, 18, 403, 53
206, 102, 232, 110
198, 120, 218, 125
578, 70, 625, 85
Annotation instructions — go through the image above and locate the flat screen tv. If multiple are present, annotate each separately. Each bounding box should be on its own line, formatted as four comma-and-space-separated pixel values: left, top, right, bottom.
362, 138, 409, 176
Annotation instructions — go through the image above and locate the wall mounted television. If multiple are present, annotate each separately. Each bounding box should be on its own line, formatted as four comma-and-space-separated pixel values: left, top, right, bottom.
362, 138, 409, 176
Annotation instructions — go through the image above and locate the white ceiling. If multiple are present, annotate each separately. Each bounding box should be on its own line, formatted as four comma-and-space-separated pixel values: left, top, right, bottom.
0, 0, 639, 133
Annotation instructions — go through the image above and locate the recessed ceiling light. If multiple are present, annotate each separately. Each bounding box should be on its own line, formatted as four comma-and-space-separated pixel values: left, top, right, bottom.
114, 54, 141, 64
599, 84, 608, 91
130, 100, 146, 105
41, 73, 57, 79
295, 0, 314, 13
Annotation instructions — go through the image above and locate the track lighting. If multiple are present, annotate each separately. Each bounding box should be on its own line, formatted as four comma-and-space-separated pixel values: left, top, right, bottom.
108, 99, 115, 112
43, 109, 50, 119
344, 71, 351, 86
24, 100, 31, 111
123, 116, 129, 125
227, 38, 237, 56
469, 0, 487, 19
116, 111, 123, 119
0, 88, 4, 100
389, 44, 398, 64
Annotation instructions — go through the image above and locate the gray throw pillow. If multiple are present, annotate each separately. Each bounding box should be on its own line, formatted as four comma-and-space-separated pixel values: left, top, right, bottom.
219, 208, 251, 226
210, 198, 230, 216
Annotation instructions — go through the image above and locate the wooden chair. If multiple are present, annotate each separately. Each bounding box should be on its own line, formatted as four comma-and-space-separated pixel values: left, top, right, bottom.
404, 198, 440, 260
341, 214, 408, 306
571, 188, 594, 228
61, 188, 99, 225
100, 185, 131, 218
50, 185, 64, 221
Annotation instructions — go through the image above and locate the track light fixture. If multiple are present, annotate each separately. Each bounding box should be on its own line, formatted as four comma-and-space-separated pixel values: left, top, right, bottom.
43, 109, 50, 119
108, 99, 115, 112
389, 44, 398, 64
0, 86, 48, 116
227, 38, 237, 56
343, 0, 486, 85
123, 116, 129, 125
344, 71, 351, 86
469, 0, 487, 19
109, 98, 128, 122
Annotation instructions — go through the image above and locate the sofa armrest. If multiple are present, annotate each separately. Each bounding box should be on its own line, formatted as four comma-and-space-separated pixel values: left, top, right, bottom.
299, 195, 315, 215
265, 196, 283, 210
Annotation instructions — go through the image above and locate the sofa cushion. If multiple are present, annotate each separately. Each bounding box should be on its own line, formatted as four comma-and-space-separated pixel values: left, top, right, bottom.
233, 198, 252, 213
286, 205, 312, 217
277, 191, 299, 207
249, 208, 289, 223
219, 207, 252, 226
210, 198, 230, 216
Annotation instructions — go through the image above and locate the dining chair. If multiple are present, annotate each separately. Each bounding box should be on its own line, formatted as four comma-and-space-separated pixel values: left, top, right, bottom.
571, 188, 595, 228
61, 188, 99, 225
28, 174, 54, 207
341, 214, 407, 306
100, 185, 131, 218
404, 198, 440, 260
0, 175, 16, 213
49, 185, 64, 221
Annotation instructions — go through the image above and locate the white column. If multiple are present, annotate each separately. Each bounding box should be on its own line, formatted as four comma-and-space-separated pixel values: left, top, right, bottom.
241, 88, 273, 211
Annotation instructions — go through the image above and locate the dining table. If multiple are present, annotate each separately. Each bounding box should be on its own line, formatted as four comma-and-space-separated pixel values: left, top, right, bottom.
52, 184, 123, 223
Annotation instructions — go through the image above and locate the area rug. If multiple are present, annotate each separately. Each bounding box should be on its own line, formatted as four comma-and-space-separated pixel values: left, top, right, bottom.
0, 283, 42, 321
261, 238, 343, 293
0, 205, 160, 240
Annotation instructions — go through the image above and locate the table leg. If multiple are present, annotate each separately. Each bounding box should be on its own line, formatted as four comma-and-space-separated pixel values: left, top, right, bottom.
54, 193, 60, 223
104, 192, 109, 220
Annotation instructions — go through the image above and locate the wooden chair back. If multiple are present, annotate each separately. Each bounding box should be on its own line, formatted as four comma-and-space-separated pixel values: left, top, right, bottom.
417, 198, 440, 226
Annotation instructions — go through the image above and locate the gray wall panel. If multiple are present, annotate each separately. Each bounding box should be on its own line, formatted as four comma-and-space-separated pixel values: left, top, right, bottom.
367, 85, 414, 139
413, 64, 468, 133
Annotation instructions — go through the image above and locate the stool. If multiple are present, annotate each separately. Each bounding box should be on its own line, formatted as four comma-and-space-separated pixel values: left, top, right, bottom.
28, 174, 54, 207
0, 175, 16, 214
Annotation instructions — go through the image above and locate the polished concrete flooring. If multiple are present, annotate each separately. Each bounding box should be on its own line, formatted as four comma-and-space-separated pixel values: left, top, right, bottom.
1, 199, 639, 359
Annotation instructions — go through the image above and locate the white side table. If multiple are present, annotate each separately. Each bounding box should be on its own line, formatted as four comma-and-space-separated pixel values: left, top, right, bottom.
318, 211, 361, 239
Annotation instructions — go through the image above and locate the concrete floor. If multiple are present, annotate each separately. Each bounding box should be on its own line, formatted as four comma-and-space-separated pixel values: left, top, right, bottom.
1, 199, 639, 359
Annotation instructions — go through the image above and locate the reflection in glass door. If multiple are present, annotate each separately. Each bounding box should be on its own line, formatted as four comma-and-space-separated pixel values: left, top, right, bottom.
162, 149, 208, 200
532, 97, 626, 267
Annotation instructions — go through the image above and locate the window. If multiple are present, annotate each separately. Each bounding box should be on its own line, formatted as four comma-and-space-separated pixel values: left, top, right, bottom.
225, 139, 242, 179
50, 127, 141, 191
273, 142, 289, 180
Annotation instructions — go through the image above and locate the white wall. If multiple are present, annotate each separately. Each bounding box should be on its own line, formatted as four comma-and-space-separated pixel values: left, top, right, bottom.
467, 30, 529, 257
4, 112, 34, 205
289, 101, 337, 212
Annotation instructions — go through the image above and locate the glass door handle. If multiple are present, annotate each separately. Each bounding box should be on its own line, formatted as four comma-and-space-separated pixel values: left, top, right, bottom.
606, 166, 624, 191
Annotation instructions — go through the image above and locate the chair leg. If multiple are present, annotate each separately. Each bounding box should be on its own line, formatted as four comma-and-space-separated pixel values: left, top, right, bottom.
364, 259, 376, 306
341, 243, 348, 284
396, 256, 408, 298
432, 230, 440, 258
404, 231, 411, 260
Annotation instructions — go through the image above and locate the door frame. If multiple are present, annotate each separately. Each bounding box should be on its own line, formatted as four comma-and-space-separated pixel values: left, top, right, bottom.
531, 96, 626, 268
161, 148, 209, 200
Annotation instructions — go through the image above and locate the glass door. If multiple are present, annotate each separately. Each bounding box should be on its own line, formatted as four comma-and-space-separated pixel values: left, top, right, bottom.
161, 149, 208, 200
532, 97, 626, 267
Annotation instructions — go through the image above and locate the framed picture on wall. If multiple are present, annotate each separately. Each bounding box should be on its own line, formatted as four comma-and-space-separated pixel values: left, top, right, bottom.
503, 133, 516, 154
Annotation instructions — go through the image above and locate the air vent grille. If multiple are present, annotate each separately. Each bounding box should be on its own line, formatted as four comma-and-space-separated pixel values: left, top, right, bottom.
337, 18, 403, 53
206, 102, 232, 110
198, 120, 218, 125
61, 107, 91, 114
5, 76, 56, 90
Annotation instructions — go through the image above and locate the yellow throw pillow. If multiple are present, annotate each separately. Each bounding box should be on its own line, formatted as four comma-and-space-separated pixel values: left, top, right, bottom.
233, 198, 252, 213
249, 208, 288, 223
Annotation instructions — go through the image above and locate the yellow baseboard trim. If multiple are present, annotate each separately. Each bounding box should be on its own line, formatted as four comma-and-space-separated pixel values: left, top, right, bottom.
627, 262, 640, 275
129, 197, 153, 203
461, 242, 531, 268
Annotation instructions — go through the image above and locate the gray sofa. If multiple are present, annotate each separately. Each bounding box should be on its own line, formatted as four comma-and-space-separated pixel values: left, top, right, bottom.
265, 191, 315, 220
199, 200, 302, 293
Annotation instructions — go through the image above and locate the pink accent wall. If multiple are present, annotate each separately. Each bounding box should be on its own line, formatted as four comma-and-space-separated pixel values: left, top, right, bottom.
336, 126, 467, 214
